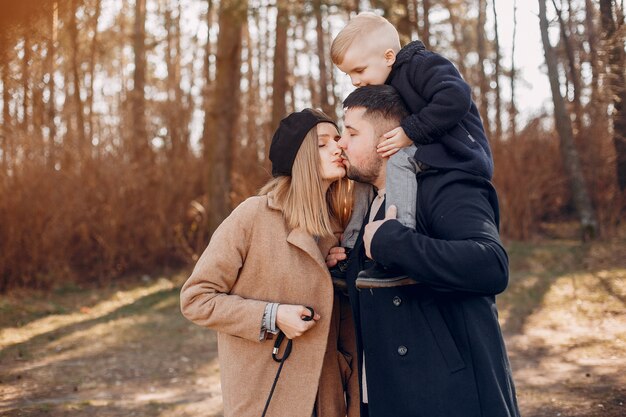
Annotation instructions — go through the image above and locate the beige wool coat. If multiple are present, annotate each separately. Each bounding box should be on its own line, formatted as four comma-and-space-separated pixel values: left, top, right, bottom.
180, 192, 359, 417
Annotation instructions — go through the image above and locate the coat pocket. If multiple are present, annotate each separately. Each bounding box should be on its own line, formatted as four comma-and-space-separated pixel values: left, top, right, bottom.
419, 299, 466, 373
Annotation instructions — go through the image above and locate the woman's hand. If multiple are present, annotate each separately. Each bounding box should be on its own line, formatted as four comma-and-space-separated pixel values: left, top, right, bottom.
276, 304, 321, 339
326, 246, 347, 268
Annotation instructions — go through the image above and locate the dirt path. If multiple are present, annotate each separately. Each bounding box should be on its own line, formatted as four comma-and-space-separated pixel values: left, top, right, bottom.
1, 239, 625, 416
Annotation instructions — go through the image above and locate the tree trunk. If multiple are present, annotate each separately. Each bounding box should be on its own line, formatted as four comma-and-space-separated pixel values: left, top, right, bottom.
443, 0, 468, 79
132, 0, 148, 162
599, 0, 626, 190
509, 0, 518, 140
287, 18, 298, 115
206, 0, 246, 235
87, 0, 102, 151
271, 0, 289, 130
201, 0, 214, 182
539, 0, 597, 239
491, 0, 502, 141
584, 0, 600, 98
314, 0, 334, 118
21, 32, 30, 134
69, 0, 87, 162
0, 33, 11, 172
552, 0, 583, 133
477, 0, 492, 139
47, 1, 58, 168
164, 3, 184, 159
421, 0, 432, 49
397, 0, 413, 45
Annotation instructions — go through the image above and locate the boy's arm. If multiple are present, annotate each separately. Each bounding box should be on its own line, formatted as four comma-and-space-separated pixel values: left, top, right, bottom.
370, 175, 509, 295
401, 52, 473, 145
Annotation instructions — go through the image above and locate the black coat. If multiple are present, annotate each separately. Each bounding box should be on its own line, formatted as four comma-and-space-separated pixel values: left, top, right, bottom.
386, 41, 494, 180
346, 169, 520, 417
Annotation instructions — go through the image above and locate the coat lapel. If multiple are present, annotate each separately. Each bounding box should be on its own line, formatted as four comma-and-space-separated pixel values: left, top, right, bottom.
286, 228, 332, 272
267, 191, 337, 273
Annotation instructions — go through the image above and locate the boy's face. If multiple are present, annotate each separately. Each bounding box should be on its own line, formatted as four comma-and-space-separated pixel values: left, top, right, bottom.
337, 42, 395, 87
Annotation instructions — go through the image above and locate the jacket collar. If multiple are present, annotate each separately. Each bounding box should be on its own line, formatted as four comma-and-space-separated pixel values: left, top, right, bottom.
266, 191, 337, 273
395, 40, 426, 67
386, 40, 426, 83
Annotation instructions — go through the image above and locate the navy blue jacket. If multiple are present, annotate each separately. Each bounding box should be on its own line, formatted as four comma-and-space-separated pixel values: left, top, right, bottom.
345, 169, 520, 417
386, 41, 494, 179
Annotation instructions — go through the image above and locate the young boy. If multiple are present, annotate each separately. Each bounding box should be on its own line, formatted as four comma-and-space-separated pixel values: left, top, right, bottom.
330, 12, 494, 288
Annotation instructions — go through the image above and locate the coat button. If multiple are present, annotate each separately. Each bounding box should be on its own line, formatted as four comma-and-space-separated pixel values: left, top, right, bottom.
392, 296, 402, 306
398, 345, 408, 356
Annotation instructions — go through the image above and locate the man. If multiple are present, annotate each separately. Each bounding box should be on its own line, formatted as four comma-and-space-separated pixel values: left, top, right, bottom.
329, 85, 520, 417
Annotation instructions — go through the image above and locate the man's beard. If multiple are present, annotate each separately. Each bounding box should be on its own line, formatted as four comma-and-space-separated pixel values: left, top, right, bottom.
345, 153, 382, 185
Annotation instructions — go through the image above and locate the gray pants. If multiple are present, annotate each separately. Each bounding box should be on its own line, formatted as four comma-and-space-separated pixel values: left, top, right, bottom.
341, 145, 419, 248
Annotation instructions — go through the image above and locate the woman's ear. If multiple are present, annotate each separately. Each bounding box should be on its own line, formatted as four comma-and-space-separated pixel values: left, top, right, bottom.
384, 49, 396, 67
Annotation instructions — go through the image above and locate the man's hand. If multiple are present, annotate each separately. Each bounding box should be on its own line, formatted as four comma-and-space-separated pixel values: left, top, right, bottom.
364, 205, 397, 259
326, 246, 347, 268
377, 127, 413, 158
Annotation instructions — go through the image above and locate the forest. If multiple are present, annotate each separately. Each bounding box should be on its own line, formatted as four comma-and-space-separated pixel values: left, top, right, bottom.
0, 0, 624, 288
1, 1, 626, 416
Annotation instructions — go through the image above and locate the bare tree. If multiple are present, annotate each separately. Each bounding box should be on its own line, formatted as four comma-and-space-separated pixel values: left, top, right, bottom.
584, 0, 600, 98
271, 0, 289, 130
509, 0, 518, 140
21, 30, 30, 134
87, 0, 102, 146
131, 0, 148, 162
314, 0, 335, 118
397, 0, 413, 45
600, 0, 626, 190
539, 0, 597, 239
164, 2, 184, 159
420, 0, 432, 49
201, 0, 215, 178
46, 1, 58, 167
491, 0, 502, 141
477, 0, 492, 139
0, 32, 10, 172
206, 0, 247, 234
443, 0, 468, 79
69, 0, 87, 161
552, 0, 583, 132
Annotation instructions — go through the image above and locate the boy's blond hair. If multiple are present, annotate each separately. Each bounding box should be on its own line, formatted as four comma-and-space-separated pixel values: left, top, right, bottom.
331, 12, 401, 65
259, 122, 353, 238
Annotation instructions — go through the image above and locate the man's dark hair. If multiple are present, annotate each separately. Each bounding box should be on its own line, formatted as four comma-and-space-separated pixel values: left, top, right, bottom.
343, 85, 410, 131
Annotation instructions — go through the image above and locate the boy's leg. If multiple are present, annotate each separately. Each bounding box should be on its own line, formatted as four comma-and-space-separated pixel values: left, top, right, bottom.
356, 145, 419, 289
385, 145, 419, 230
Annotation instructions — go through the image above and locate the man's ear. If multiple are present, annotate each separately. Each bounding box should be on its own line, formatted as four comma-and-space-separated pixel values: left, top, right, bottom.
384, 49, 396, 67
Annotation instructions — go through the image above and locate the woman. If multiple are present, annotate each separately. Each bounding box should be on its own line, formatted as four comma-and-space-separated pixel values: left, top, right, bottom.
180, 109, 359, 417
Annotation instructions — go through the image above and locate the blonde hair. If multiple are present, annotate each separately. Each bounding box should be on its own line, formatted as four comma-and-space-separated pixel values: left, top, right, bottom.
259, 120, 353, 238
331, 12, 401, 65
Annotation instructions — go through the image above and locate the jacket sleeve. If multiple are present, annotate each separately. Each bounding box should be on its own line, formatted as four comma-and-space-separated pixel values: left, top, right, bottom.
401, 52, 472, 145
179, 197, 268, 342
370, 176, 509, 295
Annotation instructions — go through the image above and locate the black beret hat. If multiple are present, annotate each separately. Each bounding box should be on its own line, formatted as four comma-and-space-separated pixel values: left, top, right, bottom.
269, 109, 338, 177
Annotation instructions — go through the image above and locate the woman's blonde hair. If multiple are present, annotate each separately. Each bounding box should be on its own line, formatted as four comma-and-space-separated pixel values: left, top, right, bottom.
259, 119, 353, 238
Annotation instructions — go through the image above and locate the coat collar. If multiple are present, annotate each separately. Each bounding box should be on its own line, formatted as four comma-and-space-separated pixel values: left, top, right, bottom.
266, 191, 337, 273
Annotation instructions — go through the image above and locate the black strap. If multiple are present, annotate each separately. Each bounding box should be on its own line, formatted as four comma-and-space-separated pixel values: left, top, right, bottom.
261, 307, 314, 417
